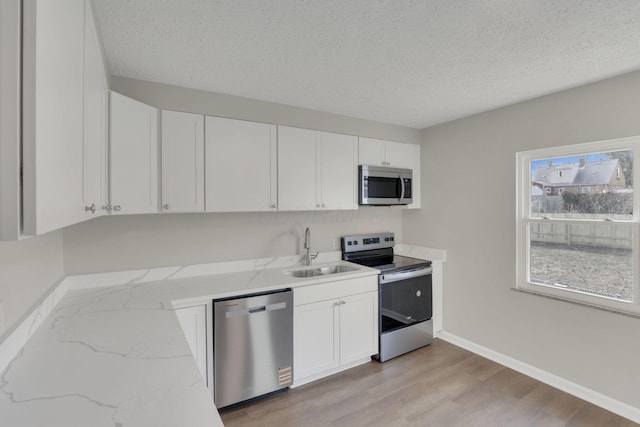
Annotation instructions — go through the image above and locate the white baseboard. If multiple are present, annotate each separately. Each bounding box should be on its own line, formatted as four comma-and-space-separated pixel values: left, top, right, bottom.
438, 331, 640, 424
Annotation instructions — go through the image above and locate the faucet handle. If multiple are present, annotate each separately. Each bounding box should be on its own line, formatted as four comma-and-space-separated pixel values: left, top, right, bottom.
311, 251, 319, 260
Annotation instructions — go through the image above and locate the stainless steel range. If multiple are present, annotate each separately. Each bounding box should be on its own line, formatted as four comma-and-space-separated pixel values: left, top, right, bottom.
341, 232, 433, 362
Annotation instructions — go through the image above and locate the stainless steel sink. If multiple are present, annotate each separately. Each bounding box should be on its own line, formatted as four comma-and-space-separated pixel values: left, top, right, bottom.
285, 264, 358, 277
315, 265, 357, 275
287, 269, 319, 278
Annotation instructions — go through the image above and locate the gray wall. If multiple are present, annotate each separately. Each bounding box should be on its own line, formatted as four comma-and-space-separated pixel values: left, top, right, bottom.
63, 208, 402, 274
110, 76, 422, 144
0, 231, 63, 337
403, 70, 640, 408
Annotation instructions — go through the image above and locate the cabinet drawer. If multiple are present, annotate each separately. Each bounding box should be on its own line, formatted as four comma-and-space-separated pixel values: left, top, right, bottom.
294, 275, 377, 306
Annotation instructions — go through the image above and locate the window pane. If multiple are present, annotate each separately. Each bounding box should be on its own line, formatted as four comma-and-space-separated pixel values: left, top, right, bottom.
529, 222, 633, 302
530, 150, 633, 219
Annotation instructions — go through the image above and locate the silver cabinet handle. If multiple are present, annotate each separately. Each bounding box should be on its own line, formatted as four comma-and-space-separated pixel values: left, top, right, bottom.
322, 204, 326, 208
85, 203, 96, 214
113, 205, 121, 212
102, 205, 112, 212
271, 204, 276, 209
340, 300, 346, 305
163, 204, 169, 210
380, 266, 432, 284
316, 204, 320, 208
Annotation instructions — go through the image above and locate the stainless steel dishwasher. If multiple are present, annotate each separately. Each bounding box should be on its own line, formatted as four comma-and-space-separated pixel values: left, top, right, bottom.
213, 289, 293, 408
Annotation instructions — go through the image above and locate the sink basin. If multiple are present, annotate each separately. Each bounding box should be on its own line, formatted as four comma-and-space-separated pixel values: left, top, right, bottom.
287, 269, 319, 278
315, 265, 357, 275
285, 264, 358, 278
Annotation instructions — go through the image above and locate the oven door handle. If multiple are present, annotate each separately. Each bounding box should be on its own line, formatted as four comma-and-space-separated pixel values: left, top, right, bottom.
380, 267, 432, 284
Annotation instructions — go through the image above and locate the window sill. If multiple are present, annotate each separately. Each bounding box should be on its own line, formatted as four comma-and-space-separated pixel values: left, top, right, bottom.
510, 287, 640, 319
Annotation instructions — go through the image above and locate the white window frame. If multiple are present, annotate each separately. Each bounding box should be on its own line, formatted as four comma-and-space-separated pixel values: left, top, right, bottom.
516, 136, 640, 315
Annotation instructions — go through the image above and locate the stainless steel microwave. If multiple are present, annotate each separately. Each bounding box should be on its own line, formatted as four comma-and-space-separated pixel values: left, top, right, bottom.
359, 165, 413, 206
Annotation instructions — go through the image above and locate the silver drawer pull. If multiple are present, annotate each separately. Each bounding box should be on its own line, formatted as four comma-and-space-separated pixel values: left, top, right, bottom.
225, 302, 287, 318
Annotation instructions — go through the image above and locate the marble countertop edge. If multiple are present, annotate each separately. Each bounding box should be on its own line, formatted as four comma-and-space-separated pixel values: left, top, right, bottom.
0, 245, 444, 427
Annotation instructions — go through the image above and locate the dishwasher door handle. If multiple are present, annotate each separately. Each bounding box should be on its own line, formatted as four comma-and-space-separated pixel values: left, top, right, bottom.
225, 301, 287, 318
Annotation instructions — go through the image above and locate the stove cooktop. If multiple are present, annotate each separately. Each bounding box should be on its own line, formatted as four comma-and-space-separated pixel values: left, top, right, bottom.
350, 254, 430, 273
340, 232, 431, 274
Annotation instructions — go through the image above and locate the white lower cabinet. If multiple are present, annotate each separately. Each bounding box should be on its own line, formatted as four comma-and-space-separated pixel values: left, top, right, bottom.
175, 304, 209, 387
294, 298, 340, 379
293, 276, 378, 386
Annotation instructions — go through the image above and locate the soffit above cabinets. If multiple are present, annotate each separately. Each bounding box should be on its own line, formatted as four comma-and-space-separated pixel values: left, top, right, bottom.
94, 1, 640, 129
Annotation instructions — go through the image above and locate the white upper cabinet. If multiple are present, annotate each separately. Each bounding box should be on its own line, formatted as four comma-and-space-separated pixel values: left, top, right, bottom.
205, 117, 277, 212
83, 2, 109, 219
0, 0, 22, 240
359, 136, 418, 168
358, 137, 387, 166
22, 0, 86, 235
109, 91, 159, 215
278, 126, 357, 211
358, 137, 421, 209
278, 126, 318, 211
161, 111, 205, 213
319, 132, 358, 210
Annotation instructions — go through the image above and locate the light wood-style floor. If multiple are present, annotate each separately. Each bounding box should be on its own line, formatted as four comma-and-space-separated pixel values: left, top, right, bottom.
220, 339, 638, 427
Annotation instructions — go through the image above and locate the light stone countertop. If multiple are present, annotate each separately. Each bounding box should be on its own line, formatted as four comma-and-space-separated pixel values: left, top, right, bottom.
0, 259, 379, 427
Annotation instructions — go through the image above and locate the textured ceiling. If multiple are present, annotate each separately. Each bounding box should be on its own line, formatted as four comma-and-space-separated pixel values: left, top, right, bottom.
93, 0, 640, 129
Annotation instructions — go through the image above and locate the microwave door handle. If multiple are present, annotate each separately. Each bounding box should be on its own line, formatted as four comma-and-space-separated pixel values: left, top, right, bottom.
399, 176, 405, 201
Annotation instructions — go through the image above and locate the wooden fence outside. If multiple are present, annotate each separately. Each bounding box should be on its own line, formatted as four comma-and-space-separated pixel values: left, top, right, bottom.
530, 220, 632, 249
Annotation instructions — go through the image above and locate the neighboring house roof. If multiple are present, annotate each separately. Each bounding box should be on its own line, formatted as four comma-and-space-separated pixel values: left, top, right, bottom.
572, 159, 619, 185
533, 159, 620, 187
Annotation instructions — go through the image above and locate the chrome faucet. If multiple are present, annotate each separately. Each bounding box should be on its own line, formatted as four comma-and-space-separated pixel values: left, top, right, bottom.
303, 227, 319, 266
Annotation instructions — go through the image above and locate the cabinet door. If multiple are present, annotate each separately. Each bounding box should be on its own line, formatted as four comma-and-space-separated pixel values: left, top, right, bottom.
175, 305, 208, 385
0, 0, 21, 240
161, 111, 204, 212
22, 0, 86, 235
206, 117, 277, 212
277, 126, 318, 211
109, 91, 158, 215
339, 291, 378, 365
386, 142, 421, 209
320, 132, 358, 210
358, 137, 386, 166
83, 2, 108, 218
386, 141, 414, 169
294, 299, 339, 381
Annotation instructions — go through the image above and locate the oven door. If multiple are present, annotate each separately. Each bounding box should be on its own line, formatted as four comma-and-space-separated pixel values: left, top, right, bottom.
360, 165, 413, 205
379, 267, 432, 334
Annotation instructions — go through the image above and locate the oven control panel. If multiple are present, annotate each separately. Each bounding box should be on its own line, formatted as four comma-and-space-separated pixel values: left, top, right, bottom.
341, 232, 395, 253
